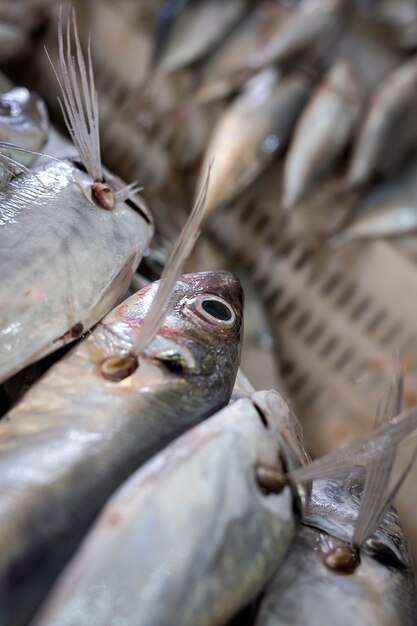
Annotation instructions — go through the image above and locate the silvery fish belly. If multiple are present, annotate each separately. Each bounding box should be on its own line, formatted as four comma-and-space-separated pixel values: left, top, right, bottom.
0, 87, 49, 166
0, 271, 243, 626
0, 157, 153, 383
255, 478, 417, 626
32, 390, 306, 626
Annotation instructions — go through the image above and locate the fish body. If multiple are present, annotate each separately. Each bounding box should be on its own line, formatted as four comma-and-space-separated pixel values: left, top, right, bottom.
332, 158, 417, 245
154, 0, 248, 75
0, 87, 49, 166
0, 271, 243, 626
199, 69, 309, 217
283, 58, 363, 210
196, 3, 292, 104
0, 158, 153, 383
347, 56, 417, 189
248, 0, 344, 71
32, 390, 307, 626
255, 478, 417, 626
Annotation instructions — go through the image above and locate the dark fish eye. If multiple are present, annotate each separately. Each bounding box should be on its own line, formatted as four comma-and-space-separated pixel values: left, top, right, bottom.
365, 538, 407, 571
192, 294, 236, 326
0, 102, 11, 116
71, 159, 88, 173
201, 298, 232, 321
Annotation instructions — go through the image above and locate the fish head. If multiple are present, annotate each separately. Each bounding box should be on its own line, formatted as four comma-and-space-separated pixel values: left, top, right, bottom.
110, 270, 243, 407
250, 389, 311, 513
145, 270, 243, 384
306, 477, 414, 576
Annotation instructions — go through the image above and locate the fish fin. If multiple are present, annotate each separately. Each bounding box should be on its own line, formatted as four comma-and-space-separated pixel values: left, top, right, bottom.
353, 442, 417, 549
0, 143, 66, 190
115, 181, 144, 203
131, 161, 213, 356
46, 8, 102, 182
0, 141, 64, 165
0, 151, 30, 177
352, 373, 403, 547
288, 401, 417, 484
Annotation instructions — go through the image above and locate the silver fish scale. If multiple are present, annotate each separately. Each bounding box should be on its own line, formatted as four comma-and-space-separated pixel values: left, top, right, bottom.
0, 158, 152, 383
10, 0, 417, 620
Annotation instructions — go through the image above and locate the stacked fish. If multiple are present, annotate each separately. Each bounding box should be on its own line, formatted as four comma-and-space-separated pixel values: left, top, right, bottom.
2, 3, 417, 626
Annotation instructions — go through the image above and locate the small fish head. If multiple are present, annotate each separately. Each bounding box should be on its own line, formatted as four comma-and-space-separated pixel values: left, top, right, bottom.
251, 389, 311, 514
148, 270, 243, 383
116, 270, 243, 405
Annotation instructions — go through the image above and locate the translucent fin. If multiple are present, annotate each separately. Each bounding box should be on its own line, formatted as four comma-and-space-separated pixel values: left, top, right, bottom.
0, 142, 65, 190
0, 151, 30, 179
0, 141, 64, 165
288, 404, 417, 484
352, 373, 403, 547
46, 8, 102, 182
131, 163, 212, 356
115, 181, 144, 204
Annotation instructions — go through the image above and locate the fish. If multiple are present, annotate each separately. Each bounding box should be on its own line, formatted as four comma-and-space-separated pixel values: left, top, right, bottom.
254, 480, 417, 626
283, 58, 363, 211
153, 0, 249, 75
247, 0, 344, 72
0, 87, 49, 167
197, 68, 309, 218
0, 13, 154, 383
31, 389, 309, 626
195, 3, 293, 104
346, 56, 417, 189
0, 269, 243, 626
254, 375, 417, 626
330, 157, 417, 246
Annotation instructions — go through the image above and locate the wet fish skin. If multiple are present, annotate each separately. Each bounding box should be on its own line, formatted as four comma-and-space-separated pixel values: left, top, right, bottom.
198, 69, 309, 218
0, 87, 49, 166
0, 271, 243, 626
0, 157, 153, 384
154, 0, 248, 75
254, 478, 417, 626
283, 58, 363, 211
32, 390, 306, 626
347, 56, 417, 189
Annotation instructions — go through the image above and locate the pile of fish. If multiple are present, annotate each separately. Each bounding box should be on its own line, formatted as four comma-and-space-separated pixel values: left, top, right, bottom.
2, 2, 417, 626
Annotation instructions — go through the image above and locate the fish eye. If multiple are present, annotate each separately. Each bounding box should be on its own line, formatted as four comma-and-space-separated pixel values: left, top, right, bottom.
192, 295, 236, 326
365, 538, 407, 571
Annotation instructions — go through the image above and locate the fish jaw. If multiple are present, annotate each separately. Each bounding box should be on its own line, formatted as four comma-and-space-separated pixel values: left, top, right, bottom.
0, 158, 153, 383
